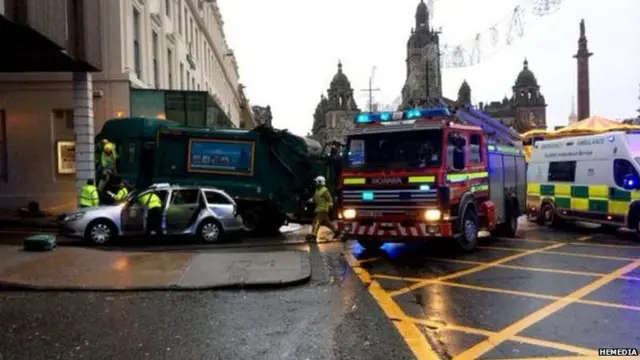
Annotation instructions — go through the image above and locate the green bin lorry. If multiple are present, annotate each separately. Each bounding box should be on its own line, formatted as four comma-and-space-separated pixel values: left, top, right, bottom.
96, 117, 340, 235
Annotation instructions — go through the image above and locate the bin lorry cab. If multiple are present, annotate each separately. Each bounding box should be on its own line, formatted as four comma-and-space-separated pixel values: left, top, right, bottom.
337, 106, 527, 251
527, 131, 640, 235
96, 117, 341, 235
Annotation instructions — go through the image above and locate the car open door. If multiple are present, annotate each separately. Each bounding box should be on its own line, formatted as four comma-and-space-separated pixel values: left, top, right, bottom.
165, 188, 201, 232
121, 193, 146, 234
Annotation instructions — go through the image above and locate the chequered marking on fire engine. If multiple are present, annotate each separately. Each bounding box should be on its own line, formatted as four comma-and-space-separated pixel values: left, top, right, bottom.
345, 233, 640, 360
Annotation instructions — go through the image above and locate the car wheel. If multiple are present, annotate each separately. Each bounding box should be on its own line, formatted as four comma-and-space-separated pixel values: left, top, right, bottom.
84, 219, 117, 245
198, 218, 224, 243
457, 205, 479, 252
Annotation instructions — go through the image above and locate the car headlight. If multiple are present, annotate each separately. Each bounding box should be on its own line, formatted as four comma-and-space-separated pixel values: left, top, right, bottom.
424, 209, 441, 221
342, 209, 356, 220
64, 212, 86, 222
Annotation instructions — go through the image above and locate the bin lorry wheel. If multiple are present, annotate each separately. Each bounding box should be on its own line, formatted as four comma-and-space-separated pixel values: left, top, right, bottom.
197, 218, 224, 243
240, 210, 260, 234
357, 240, 381, 252
457, 206, 479, 252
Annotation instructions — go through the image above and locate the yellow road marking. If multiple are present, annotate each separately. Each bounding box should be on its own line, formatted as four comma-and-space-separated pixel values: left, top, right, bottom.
483, 357, 597, 360
418, 256, 640, 281
478, 245, 637, 261
344, 252, 440, 359
375, 274, 640, 312
453, 259, 640, 360
407, 317, 597, 356
390, 243, 566, 297
496, 235, 640, 250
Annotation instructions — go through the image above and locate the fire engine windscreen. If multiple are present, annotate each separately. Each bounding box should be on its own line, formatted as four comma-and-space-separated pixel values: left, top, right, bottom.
345, 130, 443, 170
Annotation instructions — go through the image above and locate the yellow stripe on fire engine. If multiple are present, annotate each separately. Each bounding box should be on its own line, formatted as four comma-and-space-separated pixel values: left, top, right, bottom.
408, 176, 435, 183
343, 177, 366, 185
446, 171, 488, 182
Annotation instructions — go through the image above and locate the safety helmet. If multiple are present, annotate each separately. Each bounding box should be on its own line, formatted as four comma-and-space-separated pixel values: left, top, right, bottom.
104, 142, 114, 152
314, 176, 326, 185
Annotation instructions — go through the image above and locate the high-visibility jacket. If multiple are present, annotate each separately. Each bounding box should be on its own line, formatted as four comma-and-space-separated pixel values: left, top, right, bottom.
138, 193, 163, 209
79, 184, 99, 207
113, 187, 129, 201
313, 186, 333, 212
101, 142, 117, 169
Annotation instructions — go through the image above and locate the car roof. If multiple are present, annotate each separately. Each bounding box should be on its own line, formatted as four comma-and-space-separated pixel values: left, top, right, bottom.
147, 184, 225, 192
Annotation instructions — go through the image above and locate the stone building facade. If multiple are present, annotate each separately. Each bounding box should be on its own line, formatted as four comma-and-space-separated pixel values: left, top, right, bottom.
310, 62, 359, 146
251, 105, 273, 127
400, 0, 442, 109
459, 59, 547, 133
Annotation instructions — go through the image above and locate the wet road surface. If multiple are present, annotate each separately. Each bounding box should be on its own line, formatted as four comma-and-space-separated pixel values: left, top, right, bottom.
1, 220, 639, 359
349, 219, 640, 359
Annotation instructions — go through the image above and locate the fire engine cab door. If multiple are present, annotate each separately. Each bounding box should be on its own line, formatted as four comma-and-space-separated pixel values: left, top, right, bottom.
487, 152, 506, 223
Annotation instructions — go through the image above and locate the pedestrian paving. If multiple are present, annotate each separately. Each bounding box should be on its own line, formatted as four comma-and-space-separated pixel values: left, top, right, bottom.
346, 218, 640, 359
0, 246, 310, 290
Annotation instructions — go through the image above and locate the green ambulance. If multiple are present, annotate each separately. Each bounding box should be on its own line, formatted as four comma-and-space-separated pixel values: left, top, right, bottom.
526, 131, 640, 234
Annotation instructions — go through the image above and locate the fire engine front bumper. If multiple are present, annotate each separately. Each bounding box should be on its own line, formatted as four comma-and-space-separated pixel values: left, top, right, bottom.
338, 221, 453, 241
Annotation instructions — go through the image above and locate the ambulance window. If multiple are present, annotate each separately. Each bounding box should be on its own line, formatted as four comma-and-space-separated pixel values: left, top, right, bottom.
469, 134, 482, 164
548, 161, 576, 182
613, 159, 640, 188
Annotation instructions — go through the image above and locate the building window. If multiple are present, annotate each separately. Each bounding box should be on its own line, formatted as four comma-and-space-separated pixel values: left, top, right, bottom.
165, 0, 171, 16
180, 62, 184, 88
178, 0, 182, 34
167, 48, 173, 89
191, 77, 195, 90
548, 161, 576, 182
133, 8, 142, 78
152, 31, 159, 88
186, 70, 190, 89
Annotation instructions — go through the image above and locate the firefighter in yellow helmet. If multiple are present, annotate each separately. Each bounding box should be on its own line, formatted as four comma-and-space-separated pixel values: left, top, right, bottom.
307, 176, 341, 241
137, 191, 164, 236
79, 179, 99, 208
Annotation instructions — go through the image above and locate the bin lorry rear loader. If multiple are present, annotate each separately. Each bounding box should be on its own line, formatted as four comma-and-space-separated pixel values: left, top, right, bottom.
96, 117, 341, 235
336, 101, 527, 251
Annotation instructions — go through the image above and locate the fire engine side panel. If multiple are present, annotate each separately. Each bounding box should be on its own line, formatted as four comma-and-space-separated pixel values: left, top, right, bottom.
515, 155, 527, 213
488, 152, 506, 222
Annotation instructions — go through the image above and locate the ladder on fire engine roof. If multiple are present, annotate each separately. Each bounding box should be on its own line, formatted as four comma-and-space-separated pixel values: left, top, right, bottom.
422, 98, 523, 148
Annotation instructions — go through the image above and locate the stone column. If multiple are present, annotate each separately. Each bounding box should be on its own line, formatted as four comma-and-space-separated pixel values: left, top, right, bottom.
73, 72, 95, 203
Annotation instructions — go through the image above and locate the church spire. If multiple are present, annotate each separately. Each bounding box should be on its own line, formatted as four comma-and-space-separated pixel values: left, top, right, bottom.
415, 0, 429, 28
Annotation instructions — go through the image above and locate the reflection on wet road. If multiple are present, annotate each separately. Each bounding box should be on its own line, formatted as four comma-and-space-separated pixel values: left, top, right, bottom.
347, 220, 640, 359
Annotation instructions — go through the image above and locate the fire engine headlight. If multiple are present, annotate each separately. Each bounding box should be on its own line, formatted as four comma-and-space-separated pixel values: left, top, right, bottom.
424, 209, 441, 221
342, 209, 356, 220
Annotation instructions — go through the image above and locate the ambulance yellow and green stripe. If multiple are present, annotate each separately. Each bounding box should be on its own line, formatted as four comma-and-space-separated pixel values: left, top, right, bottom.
528, 183, 640, 221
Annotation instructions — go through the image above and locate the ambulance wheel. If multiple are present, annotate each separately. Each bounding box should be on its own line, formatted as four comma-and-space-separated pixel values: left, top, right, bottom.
457, 206, 479, 252
540, 203, 561, 228
358, 240, 381, 252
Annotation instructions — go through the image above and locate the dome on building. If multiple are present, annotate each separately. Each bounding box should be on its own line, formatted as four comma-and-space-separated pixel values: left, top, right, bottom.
514, 58, 538, 88
330, 61, 351, 89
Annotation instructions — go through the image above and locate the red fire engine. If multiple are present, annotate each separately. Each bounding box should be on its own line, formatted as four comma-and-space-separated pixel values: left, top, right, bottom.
336, 105, 527, 251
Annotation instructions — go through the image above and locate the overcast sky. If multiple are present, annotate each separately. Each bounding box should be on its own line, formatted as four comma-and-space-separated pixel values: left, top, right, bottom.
219, 0, 640, 136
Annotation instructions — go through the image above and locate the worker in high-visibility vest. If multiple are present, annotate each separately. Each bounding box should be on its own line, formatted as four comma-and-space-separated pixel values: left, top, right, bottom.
98, 139, 118, 192
137, 191, 164, 236
307, 176, 341, 241
108, 180, 129, 203
79, 179, 99, 208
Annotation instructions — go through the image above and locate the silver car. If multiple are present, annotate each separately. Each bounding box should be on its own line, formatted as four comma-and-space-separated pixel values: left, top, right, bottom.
59, 183, 245, 245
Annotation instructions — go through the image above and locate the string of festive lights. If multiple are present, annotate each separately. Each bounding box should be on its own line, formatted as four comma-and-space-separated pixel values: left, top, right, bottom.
433, 0, 564, 68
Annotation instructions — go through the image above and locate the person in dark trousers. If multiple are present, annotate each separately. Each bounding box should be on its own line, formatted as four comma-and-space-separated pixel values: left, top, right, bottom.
137, 191, 163, 236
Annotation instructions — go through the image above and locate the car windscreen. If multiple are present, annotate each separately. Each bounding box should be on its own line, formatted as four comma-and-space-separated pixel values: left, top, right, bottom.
344, 129, 443, 170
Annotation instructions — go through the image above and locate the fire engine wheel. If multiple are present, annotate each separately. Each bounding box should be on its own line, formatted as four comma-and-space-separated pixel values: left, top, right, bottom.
457, 207, 479, 252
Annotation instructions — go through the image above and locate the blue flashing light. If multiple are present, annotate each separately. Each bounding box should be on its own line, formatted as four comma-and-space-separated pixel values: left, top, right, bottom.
362, 191, 374, 201
419, 185, 431, 191
608, 136, 615, 142
353, 107, 451, 125
623, 175, 639, 190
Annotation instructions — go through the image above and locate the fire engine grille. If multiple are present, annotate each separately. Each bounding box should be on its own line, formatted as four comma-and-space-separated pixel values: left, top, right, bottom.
341, 188, 437, 212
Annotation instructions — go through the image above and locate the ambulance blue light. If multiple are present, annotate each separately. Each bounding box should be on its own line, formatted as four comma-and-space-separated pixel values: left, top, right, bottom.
379, 112, 391, 121
623, 175, 639, 190
362, 191, 374, 201
608, 136, 615, 142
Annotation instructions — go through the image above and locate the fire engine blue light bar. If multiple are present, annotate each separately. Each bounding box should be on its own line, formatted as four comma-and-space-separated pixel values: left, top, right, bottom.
354, 107, 451, 125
